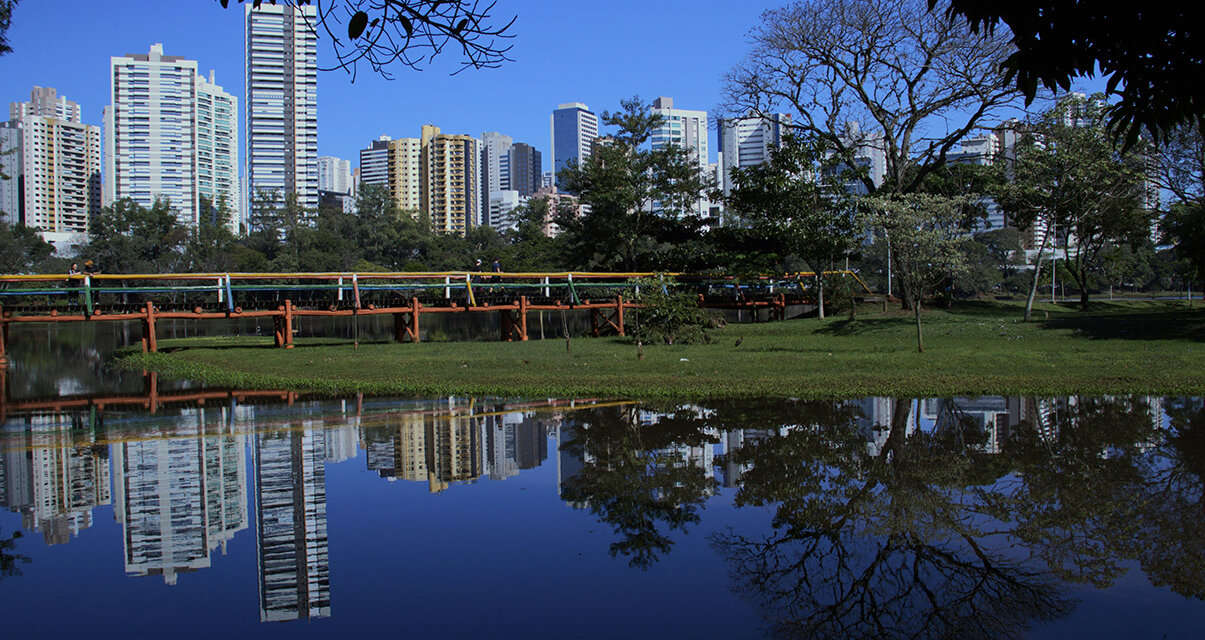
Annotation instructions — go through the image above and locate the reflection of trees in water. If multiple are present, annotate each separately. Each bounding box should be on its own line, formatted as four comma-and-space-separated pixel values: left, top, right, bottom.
706, 395, 1203, 640
0, 526, 30, 580
560, 404, 719, 569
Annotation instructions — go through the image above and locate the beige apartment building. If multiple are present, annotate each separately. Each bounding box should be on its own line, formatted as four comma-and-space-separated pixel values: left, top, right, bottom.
420, 124, 480, 236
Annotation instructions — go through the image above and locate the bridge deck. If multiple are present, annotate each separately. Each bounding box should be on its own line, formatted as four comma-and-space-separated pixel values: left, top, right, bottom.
0, 271, 873, 363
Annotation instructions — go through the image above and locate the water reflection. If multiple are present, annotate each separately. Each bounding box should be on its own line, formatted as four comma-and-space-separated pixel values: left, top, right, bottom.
0, 391, 1201, 637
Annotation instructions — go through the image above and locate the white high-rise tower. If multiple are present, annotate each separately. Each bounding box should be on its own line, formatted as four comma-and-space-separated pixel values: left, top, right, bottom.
106, 44, 240, 229
245, 4, 318, 220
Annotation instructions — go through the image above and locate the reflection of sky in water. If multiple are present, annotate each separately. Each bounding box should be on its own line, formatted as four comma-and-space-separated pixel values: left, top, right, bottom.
0, 395, 1201, 638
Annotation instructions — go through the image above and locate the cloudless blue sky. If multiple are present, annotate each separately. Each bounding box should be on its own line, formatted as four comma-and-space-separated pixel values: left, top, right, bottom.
0, 0, 785, 173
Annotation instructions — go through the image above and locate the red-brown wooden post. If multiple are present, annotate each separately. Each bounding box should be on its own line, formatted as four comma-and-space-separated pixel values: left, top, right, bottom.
273, 309, 284, 348
616, 295, 625, 337
393, 313, 406, 343
411, 297, 421, 343
519, 296, 529, 341
283, 299, 294, 348
590, 308, 600, 337
142, 301, 158, 352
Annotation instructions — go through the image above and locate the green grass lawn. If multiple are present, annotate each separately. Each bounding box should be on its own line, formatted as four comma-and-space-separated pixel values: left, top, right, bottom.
119, 300, 1205, 399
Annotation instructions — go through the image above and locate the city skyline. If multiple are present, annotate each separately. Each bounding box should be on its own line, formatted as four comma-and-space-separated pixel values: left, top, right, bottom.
0, 0, 785, 177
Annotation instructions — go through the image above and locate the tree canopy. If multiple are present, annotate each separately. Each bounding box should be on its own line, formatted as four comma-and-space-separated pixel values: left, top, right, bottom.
936, 2, 1205, 148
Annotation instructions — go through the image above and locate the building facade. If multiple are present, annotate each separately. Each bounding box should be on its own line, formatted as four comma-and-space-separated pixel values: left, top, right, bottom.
245, 3, 319, 218
10, 88, 102, 248
550, 102, 598, 186
106, 44, 239, 229
317, 156, 353, 195
421, 124, 479, 235
650, 96, 711, 216
717, 111, 791, 197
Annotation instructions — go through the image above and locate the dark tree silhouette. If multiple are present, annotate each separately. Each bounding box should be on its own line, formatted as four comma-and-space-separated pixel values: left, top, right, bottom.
935, 2, 1205, 148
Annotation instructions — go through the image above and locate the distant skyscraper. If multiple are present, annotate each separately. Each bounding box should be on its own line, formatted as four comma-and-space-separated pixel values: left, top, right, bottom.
509, 142, 542, 197
9, 88, 101, 247
106, 44, 240, 229
718, 111, 791, 197
10, 86, 81, 122
358, 136, 391, 187
421, 124, 480, 235
245, 3, 318, 216
481, 131, 513, 204
317, 156, 353, 195
550, 102, 598, 186
255, 429, 330, 621
0, 120, 20, 223
387, 137, 422, 213
650, 96, 711, 216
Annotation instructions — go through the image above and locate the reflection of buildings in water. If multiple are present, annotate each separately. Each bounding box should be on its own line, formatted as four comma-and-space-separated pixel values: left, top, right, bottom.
857, 398, 917, 458
364, 412, 492, 493
111, 406, 248, 585
255, 427, 330, 622
0, 414, 110, 545
485, 412, 549, 481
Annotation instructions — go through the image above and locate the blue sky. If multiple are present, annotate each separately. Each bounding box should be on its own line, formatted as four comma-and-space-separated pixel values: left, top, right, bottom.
0, 0, 784, 172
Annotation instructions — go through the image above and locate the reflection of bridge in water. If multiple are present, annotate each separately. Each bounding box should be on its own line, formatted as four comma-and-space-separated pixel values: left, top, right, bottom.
0, 270, 874, 359
0, 369, 631, 450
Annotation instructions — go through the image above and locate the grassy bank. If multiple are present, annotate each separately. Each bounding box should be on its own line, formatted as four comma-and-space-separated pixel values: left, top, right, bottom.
118, 300, 1205, 399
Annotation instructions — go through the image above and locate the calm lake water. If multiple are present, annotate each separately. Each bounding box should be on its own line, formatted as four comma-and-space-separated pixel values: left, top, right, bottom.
0, 324, 1203, 639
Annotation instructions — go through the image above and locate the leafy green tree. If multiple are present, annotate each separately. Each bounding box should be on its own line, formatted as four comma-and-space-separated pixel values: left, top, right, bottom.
724, 134, 861, 317
0, 220, 53, 273
862, 193, 971, 352
996, 95, 1150, 318
82, 198, 187, 273
182, 194, 244, 272
557, 97, 712, 271
501, 198, 563, 271
1161, 204, 1205, 287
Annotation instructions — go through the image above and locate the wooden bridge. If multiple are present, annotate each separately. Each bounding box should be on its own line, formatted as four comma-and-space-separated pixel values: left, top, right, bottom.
0, 270, 872, 364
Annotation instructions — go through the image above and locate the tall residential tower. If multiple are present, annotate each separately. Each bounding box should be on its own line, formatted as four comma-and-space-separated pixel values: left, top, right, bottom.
106, 44, 240, 229
550, 102, 598, 187
245, 4, 318, 220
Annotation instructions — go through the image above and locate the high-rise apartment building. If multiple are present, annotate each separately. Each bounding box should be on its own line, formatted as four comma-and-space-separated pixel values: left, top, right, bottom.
421, 124, 479, 235
387, 137, 422, 213
106, 44, 240, 229
509, 142, 542, 197
317, 156, 353, 195
9, 88, 102, 247
245, 3, 318, 217
358, 136, 391, 186
717, 111, 792, 197
481, 131, 513, 202
550, 102, 598, 186
10, 86, 81, 123
357, 136, 422, 212
650, 96, 710, 216
0, 121, 20, 223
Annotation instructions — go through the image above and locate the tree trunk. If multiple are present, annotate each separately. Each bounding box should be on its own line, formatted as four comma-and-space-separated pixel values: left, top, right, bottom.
914, 298, 924, 353
818, 276, 825, 319
1024, 223, 1053, 322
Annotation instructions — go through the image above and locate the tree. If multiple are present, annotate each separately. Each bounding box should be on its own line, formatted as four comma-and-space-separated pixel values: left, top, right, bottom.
724, 134, 861, 317
862, 193, 970, 352
182, 195, 244, 272
83, 198, 187, 274
723, 0, 1020, 198
220, 0, 515, 78
0, 0, 16, 56
556, 98, 712, 272
1161, 204, 1205, 287
0, 220, 53, 273
996, 95, 1150, 317
936, 2, 1205, 148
